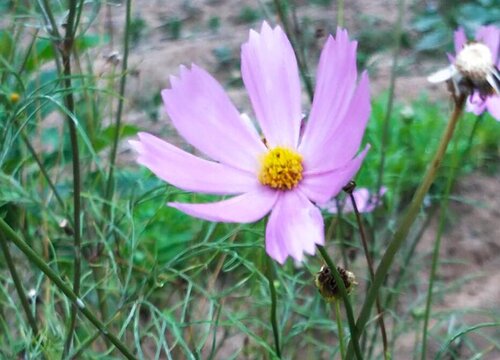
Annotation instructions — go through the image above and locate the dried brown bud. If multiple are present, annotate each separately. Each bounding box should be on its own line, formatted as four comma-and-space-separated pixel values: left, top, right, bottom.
315, 265, 357, 302
343, 180, 356, 194
59, 219, 74, 236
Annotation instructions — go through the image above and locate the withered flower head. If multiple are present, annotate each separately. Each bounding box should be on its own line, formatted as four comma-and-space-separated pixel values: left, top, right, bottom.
428, 25, 499, 120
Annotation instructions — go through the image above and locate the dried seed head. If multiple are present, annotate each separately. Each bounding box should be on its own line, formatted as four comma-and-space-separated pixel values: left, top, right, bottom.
342, 180, 356, 194
315, 265, 357, 302
455, 42, 494, 83
59, 218, 74, 236
427, 41, 499, 100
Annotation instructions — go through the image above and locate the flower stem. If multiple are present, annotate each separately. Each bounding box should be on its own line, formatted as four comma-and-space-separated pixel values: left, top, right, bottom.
57, 0, 82, 355
0, 217, 136, 360
335, 300, 346, 359
317, 245, 362, 360
337, 0, 344, 27
375, 0, 405, 195
265, 256, 281, 358
420, 113, 463, 359
347, 187, 388, 359
104, 0, 132, 216
20, 132, 66, 213
272, 0, 314, 102
0, 233, 39, 338
462, 113, 484, 161
345, 93, 467, 359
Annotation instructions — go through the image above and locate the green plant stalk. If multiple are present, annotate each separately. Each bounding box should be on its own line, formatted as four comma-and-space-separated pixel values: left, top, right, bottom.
317, 245, 362, 360
21, 133, 66, 213
272, 0, 314, 102
420, 113, 463, 359
0, 217, 137, 360
348, 192, 388, 359
384, 208, 435, 311
419, 198, 448, 359
345, 93, 466, 359
375, 0, 405, 195
337, 0, 344, 27
57, 0, 83, 356
265, 256, 281, 358
0, 233, 39, 338
104, 0, 132, 213
335, 300, 346, 359
39, 0, 61, 39
462, 113, 484, 161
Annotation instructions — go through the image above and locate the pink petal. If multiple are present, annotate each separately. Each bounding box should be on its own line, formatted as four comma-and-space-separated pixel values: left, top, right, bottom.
475, 25, 499, 63
168, 188, 278, 223
454, 27, 467, 55
299, 29, 358, 160
241, 22, 302, 148
302, 72, 371, 173
162, 65, 266, 172
299, 145, 369, 204
131, 132, 258, 195
265, 191, 324, 264
466, 93, 487, 115
486, 96, 500, 121
323, 186, 386, 214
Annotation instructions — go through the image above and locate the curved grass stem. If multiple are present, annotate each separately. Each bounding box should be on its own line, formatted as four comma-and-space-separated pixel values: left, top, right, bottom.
345, 93, 467, 359
0, 233, 39, 339
0, 217, 136, 360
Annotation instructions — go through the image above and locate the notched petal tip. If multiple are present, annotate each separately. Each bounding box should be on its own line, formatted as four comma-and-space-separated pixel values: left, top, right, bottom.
128, 139, 144, 154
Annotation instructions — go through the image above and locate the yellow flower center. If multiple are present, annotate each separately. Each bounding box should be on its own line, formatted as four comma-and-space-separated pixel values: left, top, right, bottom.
258, 147, 303, 190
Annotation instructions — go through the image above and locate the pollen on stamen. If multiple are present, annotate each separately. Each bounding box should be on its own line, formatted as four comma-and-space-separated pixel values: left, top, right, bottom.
259, 147, 303, 190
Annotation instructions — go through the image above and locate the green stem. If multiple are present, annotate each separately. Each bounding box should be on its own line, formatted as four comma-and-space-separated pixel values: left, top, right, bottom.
375, 0, 405, 195
265, 256, 281, 358
54, 0, 82, 356
420, 112, 463, 359
317, 246, 362, 360
345, 93, 466, 359
337, 0, 344, 27
272, 0, 314, 102
0, 233, 39, 338
462, 113, 484, 162
20, 133, 67, 214
348, 190, 388, 359
335, 300, 346, 359
104, 0, 132, 213
0, 217, 137, 360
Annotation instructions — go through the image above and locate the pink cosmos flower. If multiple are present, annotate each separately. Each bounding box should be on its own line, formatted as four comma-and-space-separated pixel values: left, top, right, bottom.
130, 22, 370, 264
454, 26, 499, 119
323, 187, 387, 214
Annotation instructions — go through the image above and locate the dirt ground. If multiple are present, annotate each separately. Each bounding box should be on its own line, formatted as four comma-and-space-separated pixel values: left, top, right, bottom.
96, 0, 499, 357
